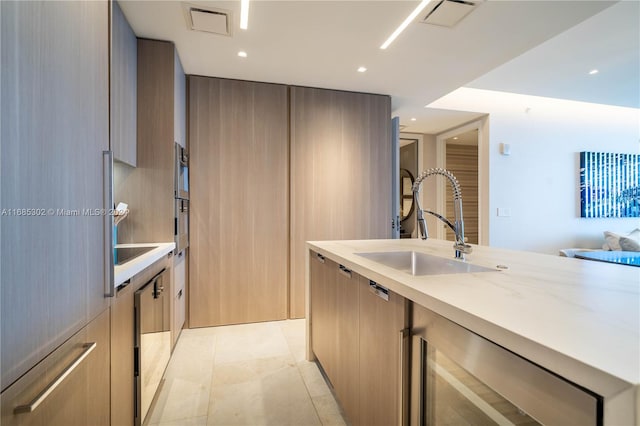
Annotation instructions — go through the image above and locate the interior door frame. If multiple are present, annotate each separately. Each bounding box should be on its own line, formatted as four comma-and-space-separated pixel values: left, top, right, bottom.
435, 118, 489, 245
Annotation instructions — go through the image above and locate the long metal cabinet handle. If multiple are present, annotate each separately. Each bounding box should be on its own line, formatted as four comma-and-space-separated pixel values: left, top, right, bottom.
399, 329, 409, 426
338, 265, 352, 278
14, 342, 97, 414
103, 150, 114, 297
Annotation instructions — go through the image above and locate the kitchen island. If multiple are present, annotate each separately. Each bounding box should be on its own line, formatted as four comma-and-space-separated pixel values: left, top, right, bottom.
305, 239, 639, 425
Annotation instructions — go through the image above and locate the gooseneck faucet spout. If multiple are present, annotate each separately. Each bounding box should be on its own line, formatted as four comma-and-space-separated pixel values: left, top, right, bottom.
412, 168, 472, 259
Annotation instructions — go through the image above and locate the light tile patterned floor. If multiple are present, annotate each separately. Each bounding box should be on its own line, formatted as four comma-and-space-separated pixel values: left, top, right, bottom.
147, 320, 347, 426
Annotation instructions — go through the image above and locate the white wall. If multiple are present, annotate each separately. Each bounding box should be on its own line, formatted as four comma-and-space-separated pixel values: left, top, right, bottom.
430, 88, 640, 254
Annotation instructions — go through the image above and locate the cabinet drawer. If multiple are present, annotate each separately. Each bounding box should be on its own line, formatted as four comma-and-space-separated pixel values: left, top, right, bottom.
1, 309, 110, 426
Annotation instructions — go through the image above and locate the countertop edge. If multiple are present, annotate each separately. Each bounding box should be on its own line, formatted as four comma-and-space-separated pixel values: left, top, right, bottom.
114, 242, 176, 287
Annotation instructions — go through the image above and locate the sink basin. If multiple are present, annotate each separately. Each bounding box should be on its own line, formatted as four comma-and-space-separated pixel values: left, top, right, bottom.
355, 251, 497, 276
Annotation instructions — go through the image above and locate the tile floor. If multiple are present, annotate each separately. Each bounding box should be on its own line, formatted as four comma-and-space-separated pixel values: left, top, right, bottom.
147, 320, 347, 426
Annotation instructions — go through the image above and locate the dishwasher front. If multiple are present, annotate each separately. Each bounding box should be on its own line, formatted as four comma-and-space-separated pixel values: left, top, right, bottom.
134, 268, 171, 426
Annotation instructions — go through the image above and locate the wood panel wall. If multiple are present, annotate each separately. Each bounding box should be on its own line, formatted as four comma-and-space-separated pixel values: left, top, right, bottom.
188, 76, 289, 327
445, 144, 479, 244
290, 87, 392, 318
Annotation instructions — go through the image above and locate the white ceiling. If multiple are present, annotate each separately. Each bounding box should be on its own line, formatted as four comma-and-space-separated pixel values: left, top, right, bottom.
120, 0, 637, 135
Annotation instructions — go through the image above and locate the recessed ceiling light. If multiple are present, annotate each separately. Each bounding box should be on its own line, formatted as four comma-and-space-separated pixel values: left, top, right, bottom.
410, 118, 417, 121
357, 66, 367, 73
238, 51, 247, 58
589, 69, 599, 75
380, 0, 434, 50
240, 0, 250, 30
453, 137, 458, 140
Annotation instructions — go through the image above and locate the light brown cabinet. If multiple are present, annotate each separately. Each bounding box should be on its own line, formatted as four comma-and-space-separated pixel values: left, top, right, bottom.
110, 281, 135, 426
116, 38, 185, 245
358, 277, 408, 426
111, 0, 137, 166
188, 76, 289, 327
334, 264, 361, 425
290, 87, 392, 318
1, 309, 110, 426
1, 0, 110, 394
309, 250, 407, 426
309, 253, 338, 379
172, 250, 187, 347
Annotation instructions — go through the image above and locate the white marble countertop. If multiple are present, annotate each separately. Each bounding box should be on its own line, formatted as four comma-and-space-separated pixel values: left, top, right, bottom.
114, 242, 175, 288
307, 238, 640, 422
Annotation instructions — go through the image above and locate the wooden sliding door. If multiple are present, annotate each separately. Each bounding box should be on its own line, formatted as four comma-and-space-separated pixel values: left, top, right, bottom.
289, 87, 392, 318
188, 76, 289, 327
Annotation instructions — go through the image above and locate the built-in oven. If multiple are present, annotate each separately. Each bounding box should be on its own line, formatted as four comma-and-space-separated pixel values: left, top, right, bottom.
175, 143, 189, 200
134, 268, 171, 426
175, 198, 189, 253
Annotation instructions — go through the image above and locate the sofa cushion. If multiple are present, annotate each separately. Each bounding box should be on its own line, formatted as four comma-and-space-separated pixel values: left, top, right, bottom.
619, 236, 640, 252
603, 228, 640, 251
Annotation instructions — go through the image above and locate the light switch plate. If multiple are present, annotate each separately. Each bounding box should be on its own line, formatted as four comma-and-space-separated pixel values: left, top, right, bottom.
497, 208, 512, 217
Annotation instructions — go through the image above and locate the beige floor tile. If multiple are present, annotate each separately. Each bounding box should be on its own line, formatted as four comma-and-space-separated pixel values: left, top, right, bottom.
208, 358, 321, 426
311, 394, 348, 426
297, 360, 332, 398
147, 320, 346, 426
157, 416, 208, 426
148, 377, 211, 423
214, 322, 291, 364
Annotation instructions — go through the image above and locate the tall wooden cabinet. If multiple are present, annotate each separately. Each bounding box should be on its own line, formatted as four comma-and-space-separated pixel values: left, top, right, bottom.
1, 0, 110, 405
290, 87, 392, 318
188, 76, 289, 327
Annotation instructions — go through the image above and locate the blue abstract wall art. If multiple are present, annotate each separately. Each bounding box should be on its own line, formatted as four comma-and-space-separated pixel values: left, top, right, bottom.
580, 151, 640, 218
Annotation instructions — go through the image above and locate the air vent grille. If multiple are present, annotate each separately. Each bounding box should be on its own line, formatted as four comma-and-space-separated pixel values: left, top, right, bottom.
182, 3, 233, 36
420, 0, 483, 28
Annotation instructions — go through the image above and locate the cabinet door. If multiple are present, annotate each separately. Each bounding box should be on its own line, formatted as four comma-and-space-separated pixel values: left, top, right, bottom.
1, 0, 110, 391
309, 252, 337, 379
111, 0, 137, 166
1, 309, 110, 426
174, 50, 186, 148
111, 282, 135, 426
172, 250, 186, 347
189, 76, 289, 327
290, 87, 392, 318
359, 277, 407, 426
334, 264, 360, 425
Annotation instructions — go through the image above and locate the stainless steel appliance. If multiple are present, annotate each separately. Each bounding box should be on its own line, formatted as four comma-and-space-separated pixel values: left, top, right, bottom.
411, 304, 601, 426
175, 198, 189, 253
175, 143, 189, 200
134, 268, 171, 426
174, 143, 189, 253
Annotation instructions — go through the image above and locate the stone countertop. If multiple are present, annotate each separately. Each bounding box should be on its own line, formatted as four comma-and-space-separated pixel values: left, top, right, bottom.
306, 238, 639, 421
114, 242, 175, 288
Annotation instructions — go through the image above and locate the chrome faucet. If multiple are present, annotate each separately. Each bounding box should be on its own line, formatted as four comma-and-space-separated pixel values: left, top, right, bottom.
412, 168, 472, 259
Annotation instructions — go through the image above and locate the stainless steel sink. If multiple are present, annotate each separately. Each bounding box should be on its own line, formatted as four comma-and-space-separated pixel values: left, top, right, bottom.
355, 251, 497, 276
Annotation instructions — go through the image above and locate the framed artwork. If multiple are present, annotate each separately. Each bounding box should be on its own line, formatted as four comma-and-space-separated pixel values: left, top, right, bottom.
580, 151, 640, 218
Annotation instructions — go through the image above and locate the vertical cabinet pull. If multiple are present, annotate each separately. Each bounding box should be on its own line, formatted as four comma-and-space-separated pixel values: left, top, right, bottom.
14, 342, 97, 414
369, 280, 389, 301
103, 150, 114, 297
338, 264, 352, 278
399, 328, 410, 426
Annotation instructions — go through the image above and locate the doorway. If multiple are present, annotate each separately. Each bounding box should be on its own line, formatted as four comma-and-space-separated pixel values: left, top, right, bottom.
435, 121, 486, 245
445, 129, 478, 244
399, 138, 419, 238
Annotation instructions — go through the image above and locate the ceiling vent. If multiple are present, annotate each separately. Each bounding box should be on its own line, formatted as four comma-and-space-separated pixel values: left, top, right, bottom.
182, 3, 233, 37
420, 0, 483, 28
